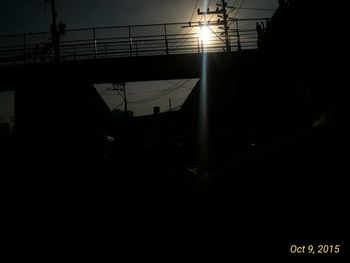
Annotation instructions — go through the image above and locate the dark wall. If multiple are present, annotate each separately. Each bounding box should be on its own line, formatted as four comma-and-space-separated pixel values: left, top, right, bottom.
15, 66, 111, 164
180, 0, 336, 165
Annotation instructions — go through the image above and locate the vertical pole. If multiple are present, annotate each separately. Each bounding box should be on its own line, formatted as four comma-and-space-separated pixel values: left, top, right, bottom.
135, 41, 138, 56
164, 24, 169, 55
123, 83, 128, 112
73, 45, 76, 60
235, 19, 241, 51
221, 0, 231, 52
51, 0, 60, 61
197, 37, 200, 53
128, 26, 132, 56
93, 28, 97, 59
104, 43, 107, 58
169, 98, 172, 112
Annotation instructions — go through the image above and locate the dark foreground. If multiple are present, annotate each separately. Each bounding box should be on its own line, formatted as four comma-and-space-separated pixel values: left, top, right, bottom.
1, 111, 347, 262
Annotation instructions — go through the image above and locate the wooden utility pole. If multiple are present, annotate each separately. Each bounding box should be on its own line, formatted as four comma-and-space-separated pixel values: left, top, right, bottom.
219, 0, 230, 51
111, 82, 128, 112
169, 98, 172, 112
50, 0, 61, 61
197, 0, 231, 51
122, 82, 128, 112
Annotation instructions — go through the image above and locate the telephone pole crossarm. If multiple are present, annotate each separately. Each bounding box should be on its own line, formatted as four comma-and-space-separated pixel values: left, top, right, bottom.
181, 20, 224, 28
195, 0, 231, 52
197, 9, 224, 15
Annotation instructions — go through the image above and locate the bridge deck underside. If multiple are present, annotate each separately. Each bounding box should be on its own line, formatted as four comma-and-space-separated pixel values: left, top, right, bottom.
0, 50, 258, 92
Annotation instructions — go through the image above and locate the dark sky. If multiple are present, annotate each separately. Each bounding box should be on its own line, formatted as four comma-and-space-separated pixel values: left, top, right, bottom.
0, 0, 277, 121
1, 0, 277, 34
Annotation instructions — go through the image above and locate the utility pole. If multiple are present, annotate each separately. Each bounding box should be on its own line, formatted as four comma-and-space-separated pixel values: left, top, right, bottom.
169, 98, 172, 112
122, 82, 128, 112
112, 82, 128, 112
197, 0, 231, 51
50, 0, 60, 61
218, 0, 230, 52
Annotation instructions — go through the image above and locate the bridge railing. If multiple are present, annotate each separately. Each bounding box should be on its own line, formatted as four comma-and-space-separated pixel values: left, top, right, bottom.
0, 18, 269, 66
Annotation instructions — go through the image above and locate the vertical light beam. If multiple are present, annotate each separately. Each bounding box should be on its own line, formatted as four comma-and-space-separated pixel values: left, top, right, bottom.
199, 52, 208, 171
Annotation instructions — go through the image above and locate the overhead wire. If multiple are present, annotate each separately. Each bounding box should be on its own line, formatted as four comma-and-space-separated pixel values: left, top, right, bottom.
170, 0, 211, 50
189, 0, 200, 22
133, 80, 191, 104
227, 0, 239, 15
108, 80, 190, 110
232, 0, 247, 18
238, 7, 276, 11
227, 0, 245, 29
128, 79, 190, 104
1, 7, 32, 33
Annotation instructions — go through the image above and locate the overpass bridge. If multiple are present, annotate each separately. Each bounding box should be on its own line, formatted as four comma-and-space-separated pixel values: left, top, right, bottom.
1, 17, 267, 144
0, 18, 267, 65
0, 18, 268, 91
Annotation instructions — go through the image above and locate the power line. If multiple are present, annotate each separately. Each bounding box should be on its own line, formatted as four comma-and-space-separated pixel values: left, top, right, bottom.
189, 0, 200, 22
227, 0, 239, 15
127, 89, 177, 95
2, 7, 32, 33
170, 8, 210, 50
229, 7, 275, 15
134, 80, 190, 104
239, 7, 276, 11
171, 0, 205, 50
189, 0, 211, 22
128, 80, 185, 104
232, 0, 246, 18
129, 79, 191, 104
112, 102, 125, 111
196, 0, 231, 51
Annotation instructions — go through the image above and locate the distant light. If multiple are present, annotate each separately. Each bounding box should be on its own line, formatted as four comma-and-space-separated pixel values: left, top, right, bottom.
199, 26, 212, 44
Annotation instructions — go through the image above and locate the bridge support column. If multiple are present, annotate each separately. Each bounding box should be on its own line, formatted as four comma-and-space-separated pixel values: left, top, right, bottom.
14, 66, 111, 177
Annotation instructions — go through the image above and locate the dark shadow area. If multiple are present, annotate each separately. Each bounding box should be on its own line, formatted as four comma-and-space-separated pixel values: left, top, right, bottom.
0, 0, 344, 262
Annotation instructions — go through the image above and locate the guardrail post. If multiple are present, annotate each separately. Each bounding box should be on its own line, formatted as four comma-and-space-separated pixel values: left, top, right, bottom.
235, 19, 241, 51
164, 24, 169, 55
93, 28, 97, 58
265, 18, 270, 29
128, 26, 132, 56
197, 38, 200, 53
135, 40, 138, 56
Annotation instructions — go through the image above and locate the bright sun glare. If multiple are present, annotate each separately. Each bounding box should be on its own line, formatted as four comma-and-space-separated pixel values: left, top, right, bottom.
199, 26, 211, 44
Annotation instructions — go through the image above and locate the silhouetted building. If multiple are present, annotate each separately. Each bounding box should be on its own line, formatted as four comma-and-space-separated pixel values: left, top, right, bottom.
0, 122, 10, 156
153, 106, 160, 115
111, 109, 134, 121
